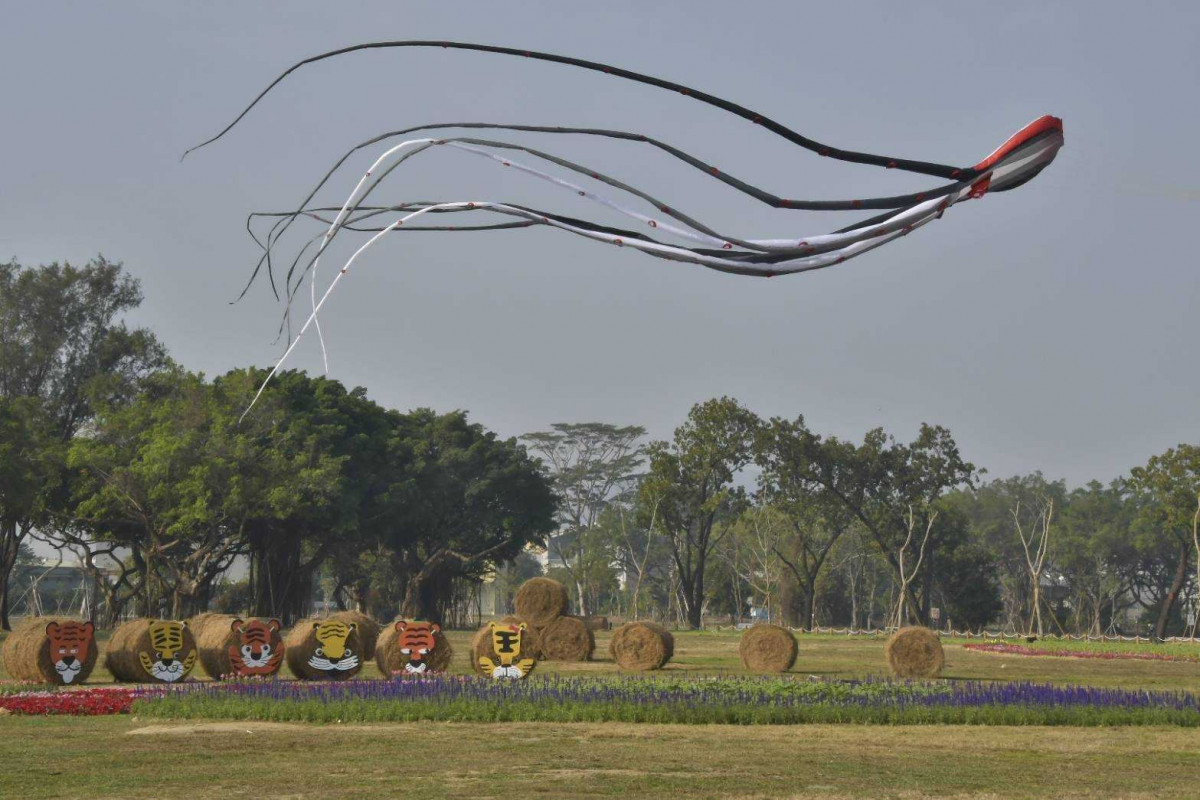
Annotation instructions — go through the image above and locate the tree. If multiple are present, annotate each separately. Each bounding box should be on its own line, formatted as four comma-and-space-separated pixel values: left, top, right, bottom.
520, 423, 645, 615
380, 410, 558, 622
756, 418, 858, 628
1129, 445, 1200, 639
61, 368, 349, 618
0, 257, 165, 628
639, 398, 760, 629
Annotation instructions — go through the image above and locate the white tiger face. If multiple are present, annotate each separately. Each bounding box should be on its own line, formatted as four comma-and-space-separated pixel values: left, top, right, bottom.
238, 642, 275, 668
306, 648, 359, 674
146, 657, 188, 682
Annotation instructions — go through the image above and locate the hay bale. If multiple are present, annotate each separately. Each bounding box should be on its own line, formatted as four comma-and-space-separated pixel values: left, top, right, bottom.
328, 610, 380, 660
375, 619, 453, 676
284, 617, 365, 680
188, 613, 284, 679
105, 618, 198, 683
583, 615, 611, 632
471, 620, 537, 678
1, 617, 98, 685
885, 626, 945, 679
513, 577, 569, 625
539, 614, 594, 662
609, 621, 673, 670
739, 624, 798, 673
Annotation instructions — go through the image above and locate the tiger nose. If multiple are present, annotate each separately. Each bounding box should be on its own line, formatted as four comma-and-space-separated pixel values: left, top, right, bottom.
62, 656, 76, 666
161, 658, 175, 667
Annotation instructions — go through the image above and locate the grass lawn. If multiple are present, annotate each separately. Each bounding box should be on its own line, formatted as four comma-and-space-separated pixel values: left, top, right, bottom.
2, 716, 1199, 799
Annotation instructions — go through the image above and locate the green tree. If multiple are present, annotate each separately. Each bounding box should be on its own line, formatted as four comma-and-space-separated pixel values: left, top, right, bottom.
1129, 445, 1200, 639
639, 398, 760, 629
0, 257, 165, 628
378, 410, 558, 622
756, 418, 859, 628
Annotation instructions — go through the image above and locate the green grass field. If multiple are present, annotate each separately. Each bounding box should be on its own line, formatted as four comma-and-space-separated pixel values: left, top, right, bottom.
3, 628, 1200, 798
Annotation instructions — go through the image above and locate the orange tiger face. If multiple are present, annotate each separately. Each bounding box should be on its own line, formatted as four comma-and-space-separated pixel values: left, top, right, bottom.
227, 618, 285, 677
45, 621, 94, 685
396, 620, 440, 674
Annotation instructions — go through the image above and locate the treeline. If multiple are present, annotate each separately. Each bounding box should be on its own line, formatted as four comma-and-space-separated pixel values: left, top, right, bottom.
2, 258, 1198, 636
526, 415, 1200, 640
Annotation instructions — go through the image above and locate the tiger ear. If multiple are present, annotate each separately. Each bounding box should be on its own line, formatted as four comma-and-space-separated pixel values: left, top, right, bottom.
80, 621, 94, 636
45, 621, 60, 637
518, 622, 528, 631
266, 619, 282, 633
430, 623, 441, 635
347, 622, 357, 632
312, 622, 321, 631
230, 618, 245, 634
395, 620, 408, 632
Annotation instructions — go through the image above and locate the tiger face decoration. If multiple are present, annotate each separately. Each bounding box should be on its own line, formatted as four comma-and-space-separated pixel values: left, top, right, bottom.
479, 621, 536, 679
227, 618, 285, 677
308, 620, 359, 675
45, 620, 94, 685
137, 620, 197, 683
395, 620, 440, 675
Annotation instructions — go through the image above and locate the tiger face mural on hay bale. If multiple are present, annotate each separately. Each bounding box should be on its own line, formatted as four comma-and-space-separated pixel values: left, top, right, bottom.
228, 618, 285, 677
0, 618, 98, 686
284, 618, 363, 680
477, 621, 536, 679
106, 619, 199, 684
138, 620, 197, 683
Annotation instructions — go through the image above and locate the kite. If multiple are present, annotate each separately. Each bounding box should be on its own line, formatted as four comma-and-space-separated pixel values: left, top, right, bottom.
183, 41, 1063, 413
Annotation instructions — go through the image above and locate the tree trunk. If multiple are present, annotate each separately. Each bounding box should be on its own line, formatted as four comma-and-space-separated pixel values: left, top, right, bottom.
1155, 540, 1191, 640
0, 521, 21, 631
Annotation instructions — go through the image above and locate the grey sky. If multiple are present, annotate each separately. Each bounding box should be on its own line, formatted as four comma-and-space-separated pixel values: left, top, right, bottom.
2, 1, 1197, 487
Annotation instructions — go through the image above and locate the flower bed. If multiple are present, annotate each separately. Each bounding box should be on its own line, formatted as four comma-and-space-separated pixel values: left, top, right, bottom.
0, 686, 165, 716
131, 675, 1200, 727
962, 642, 1200, 663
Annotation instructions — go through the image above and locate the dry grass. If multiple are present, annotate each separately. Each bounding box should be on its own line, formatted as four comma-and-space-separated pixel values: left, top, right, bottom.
2, 716, 1199, 798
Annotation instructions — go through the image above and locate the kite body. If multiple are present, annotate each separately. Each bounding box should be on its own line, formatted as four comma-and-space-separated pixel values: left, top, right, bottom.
184, 41, 1063, 412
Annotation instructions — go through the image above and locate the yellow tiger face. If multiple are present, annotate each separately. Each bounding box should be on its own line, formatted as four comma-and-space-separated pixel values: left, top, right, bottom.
479, 621, 535, 679
137, 620, 196, 683
308, 620, 359, 674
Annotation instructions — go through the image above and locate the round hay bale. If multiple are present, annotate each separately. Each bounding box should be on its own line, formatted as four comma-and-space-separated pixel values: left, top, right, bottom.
188, 613, 284, 679
739, 624, 798, 673
513, 577, 569, 625
105, 618, 198, 683
284, 617, 365, 680
471, 620, 537, 678
328, 610, 380, 660
609, 621, 673, 671
885, 626, 945, 679
1, 617, 98, 685
539, 614, 594, 662
375, 619, 453, 676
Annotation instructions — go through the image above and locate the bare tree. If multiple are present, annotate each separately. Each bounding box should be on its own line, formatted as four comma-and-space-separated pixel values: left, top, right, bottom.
891, 505, 936, 629
1013, 496, 1054, 637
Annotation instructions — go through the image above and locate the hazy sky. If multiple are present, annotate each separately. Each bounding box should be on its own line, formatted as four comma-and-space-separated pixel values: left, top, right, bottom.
3, 2, 1197, 486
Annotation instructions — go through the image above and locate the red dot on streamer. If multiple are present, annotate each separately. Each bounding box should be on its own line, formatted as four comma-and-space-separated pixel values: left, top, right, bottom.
722, 243, 732, 249
710, 167, 719, 175
887, 162, 896, 169
648, 221, 657, 228
614, 239, 624, 246
915, 193, 926, 202
851, 200, 862, 208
